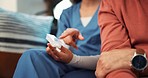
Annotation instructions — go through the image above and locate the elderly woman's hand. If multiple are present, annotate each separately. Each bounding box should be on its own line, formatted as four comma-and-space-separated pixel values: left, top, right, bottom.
46, 43, 73, 63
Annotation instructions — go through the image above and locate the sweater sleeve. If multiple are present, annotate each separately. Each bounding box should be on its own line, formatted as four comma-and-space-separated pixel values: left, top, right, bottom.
99, 0, 131, 51
68, 54, 99, 70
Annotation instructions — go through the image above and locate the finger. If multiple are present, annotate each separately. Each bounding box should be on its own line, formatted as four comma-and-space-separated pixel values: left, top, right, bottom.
53, 49, 66, 59
46, 44, 54, 54
46, 47, 52, 55
46, 44, 54, 55
63, 35, 74, 44
59, 30, 71, 38
77, 33, 84, 40
46, 46, 55, 56
60, 46, 71, 54
95, 70, 104, 78
49, 48, 62, 61
96, 61, 107, 78
59, 28, 84, 40
47, 43, 54, 50
63, 36, 78, 49
47, 43, 61, 61
51, 48, 70, 63
51, 52, 60, 61
95, 67, 104, 78
69, 41, 78, 49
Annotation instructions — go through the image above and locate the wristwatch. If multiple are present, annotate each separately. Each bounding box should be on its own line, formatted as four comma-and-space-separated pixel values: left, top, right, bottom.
131, 49, 148, 71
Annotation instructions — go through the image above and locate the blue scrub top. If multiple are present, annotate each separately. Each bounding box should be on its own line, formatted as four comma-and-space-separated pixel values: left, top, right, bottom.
56, 2, 101, 56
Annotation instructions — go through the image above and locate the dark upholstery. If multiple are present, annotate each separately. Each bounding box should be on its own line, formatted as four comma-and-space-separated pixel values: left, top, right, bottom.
0, 52, 21, 78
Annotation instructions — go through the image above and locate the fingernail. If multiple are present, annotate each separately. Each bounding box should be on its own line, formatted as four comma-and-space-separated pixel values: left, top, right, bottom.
47, 43, 49, 45
59, 36, 62, 38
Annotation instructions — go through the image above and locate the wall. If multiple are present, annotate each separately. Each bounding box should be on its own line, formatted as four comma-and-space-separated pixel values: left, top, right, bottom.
0, 0, 45, 15
17, 0, 45, 15
0, 0, 17, 12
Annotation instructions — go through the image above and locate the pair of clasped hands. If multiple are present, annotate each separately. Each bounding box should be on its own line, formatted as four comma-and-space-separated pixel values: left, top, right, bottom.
46, 28, 84, 63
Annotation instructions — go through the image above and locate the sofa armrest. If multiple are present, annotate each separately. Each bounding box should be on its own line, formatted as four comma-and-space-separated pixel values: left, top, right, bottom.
0, 52, 21, 78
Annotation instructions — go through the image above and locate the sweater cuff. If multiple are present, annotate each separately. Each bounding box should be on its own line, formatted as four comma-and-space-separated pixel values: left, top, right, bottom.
68, 54, 79, 65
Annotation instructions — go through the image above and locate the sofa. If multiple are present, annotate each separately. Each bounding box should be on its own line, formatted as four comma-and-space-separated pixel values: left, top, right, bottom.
0, 8, 54, 78
0, 52, 21, 78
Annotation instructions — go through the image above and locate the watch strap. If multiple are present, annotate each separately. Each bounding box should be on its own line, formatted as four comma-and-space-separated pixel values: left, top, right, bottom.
136, 48, 145, 55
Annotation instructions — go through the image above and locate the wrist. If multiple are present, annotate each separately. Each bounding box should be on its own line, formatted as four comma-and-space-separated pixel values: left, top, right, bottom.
131, 48, 148, 72
66, 53, 74, 63
68, 54, 79, 65
123, 49, 135, 69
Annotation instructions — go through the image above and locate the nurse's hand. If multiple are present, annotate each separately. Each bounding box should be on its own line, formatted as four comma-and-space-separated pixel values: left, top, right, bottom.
59, 28, 84, 49
46, 43, 73, 63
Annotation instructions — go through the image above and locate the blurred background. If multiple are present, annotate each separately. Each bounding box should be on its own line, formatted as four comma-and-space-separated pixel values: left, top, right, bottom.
0, 0, 72, 18
0, 0, 72, 78
0, 0, 72, 34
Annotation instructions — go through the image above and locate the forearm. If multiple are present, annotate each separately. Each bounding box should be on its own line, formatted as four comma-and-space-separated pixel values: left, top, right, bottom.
68, 54, 99, 70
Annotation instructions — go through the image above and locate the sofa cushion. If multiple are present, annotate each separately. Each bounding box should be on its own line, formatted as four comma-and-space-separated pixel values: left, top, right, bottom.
0, 8, 53, 53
